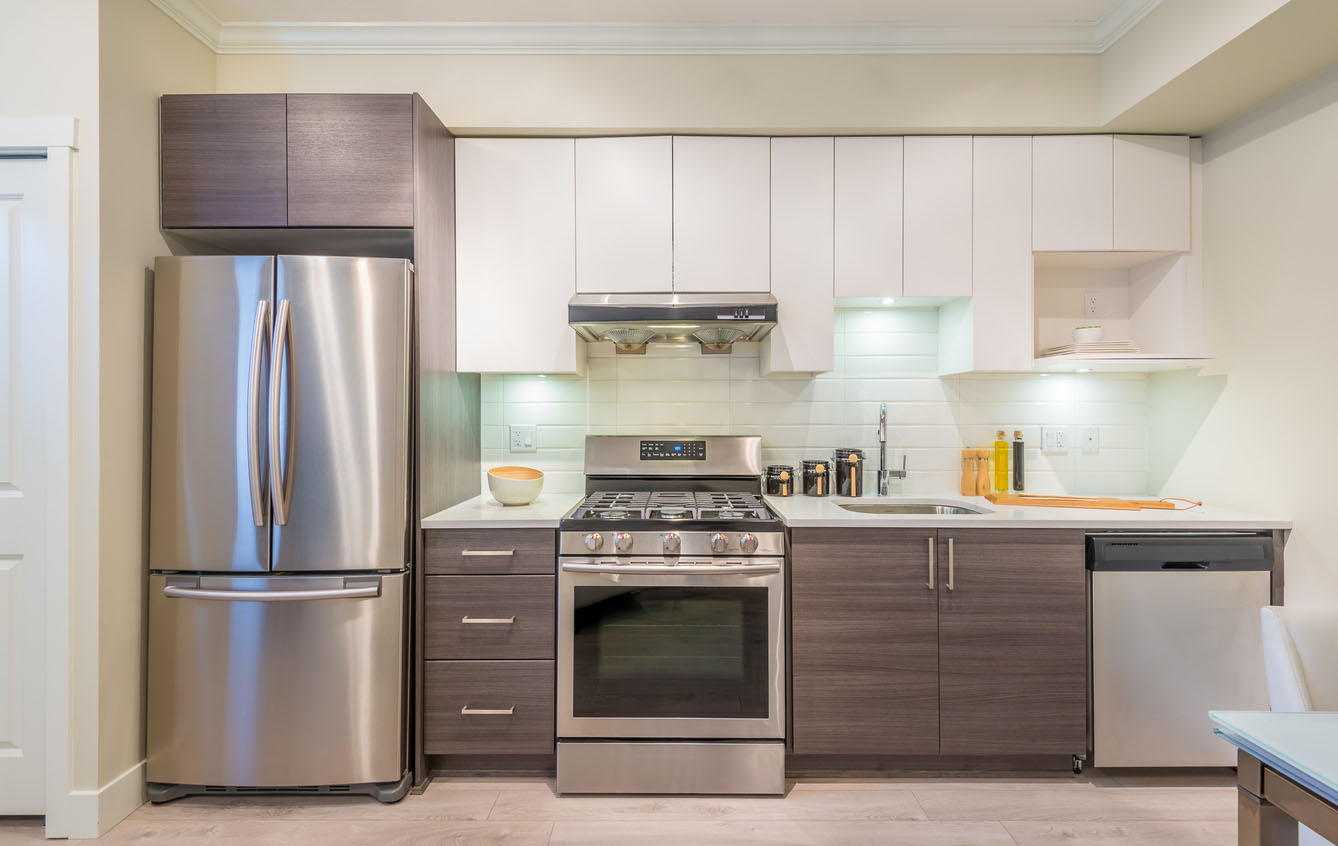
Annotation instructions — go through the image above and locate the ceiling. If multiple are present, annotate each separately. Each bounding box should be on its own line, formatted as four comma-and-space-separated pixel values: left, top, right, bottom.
196, 1, 1125, 25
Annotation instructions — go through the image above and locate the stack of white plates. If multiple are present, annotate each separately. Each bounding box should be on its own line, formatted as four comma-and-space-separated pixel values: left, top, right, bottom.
1040, 339, 1141, 357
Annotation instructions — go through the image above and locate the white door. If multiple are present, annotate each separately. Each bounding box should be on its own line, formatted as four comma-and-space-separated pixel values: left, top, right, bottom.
1032, 135, 1113, 251
575, 136, 672, 293
903, 136, 972, 297
0, 158, 48, 813
834, 136, 903, 298
671, 136, 770, 292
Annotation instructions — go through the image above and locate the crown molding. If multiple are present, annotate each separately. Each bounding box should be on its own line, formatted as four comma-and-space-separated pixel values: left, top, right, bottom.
149, 0, 1162, 56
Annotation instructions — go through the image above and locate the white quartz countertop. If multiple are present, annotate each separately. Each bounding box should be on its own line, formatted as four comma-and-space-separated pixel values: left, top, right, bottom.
765, 495, 1291, 531
421, 493, 583, 529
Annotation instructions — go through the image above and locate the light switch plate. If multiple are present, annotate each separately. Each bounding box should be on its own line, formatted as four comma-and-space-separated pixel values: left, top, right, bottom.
509, 424, 537, 453
1081, 426, 1100, 454
1042, 426, 1069, 454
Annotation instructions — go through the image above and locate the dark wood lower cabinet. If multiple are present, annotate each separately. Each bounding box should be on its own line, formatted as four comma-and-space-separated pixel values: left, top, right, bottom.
424, 660, 555, 755
937, 530, 1087, 756
791, 529, 940, 755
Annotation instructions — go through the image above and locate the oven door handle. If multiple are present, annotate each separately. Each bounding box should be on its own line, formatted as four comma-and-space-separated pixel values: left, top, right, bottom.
561, 562, 782, 575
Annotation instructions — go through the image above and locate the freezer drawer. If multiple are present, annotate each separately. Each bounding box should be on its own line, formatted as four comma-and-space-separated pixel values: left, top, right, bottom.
146, 572, 406, 788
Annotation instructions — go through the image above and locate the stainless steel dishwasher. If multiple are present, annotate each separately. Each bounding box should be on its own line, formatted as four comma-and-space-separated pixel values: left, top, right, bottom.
1088, 532, 1274, 767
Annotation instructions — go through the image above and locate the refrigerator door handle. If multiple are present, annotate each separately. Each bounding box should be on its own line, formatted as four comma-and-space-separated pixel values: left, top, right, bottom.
247, 299, 271, 528
268, 299, 292, 526
161, 582, 381, 603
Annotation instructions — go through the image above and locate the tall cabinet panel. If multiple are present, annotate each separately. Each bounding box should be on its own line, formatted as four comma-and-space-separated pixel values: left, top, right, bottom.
765, 137, 834, 374
455, 138, 583, 374
937, 530, 1087, 756
1032, 135, 1113, 251
286, 94, 415, 228
160, 94, 288, 228
903, 137, 972, 297
834, 137, 903, 298
575, 136, 673, 293
672, 136, 770, 292
791, 529, 940, 755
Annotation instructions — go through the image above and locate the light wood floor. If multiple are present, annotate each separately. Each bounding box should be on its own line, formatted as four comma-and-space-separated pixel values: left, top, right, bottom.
0, 771, 1240, 844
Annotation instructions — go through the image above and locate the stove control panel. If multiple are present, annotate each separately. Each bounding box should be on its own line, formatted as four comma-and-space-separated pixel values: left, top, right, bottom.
640, 439, 706, 461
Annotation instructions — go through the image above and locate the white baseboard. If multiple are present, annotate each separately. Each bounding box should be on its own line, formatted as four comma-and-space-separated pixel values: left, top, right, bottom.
65, 759, 146, 839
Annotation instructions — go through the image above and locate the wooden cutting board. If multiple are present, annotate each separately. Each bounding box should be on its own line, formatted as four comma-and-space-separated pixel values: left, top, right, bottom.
985, 493, 1176, 511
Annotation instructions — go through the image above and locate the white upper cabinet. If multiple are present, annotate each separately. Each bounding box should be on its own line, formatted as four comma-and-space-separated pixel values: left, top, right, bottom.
903, 136, 973, 297
1113, 135, 1191, 251
834, 136, 903, 298
766, 137, 835, 374
1032, 135, 1114, 251
575, 136, 673, 293
455, 138, 584, 374
672, 136, 770, 292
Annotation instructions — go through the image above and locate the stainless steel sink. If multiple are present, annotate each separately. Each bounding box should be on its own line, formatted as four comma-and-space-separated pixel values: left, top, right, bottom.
836, 501, 990, 516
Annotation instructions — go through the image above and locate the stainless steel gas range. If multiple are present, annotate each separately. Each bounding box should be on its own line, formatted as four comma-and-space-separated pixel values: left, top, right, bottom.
556, 435, 786, 795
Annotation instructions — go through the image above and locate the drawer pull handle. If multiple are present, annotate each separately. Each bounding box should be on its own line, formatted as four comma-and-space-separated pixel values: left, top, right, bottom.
461, 549, 515, 557
460, 706, 515, 716
461, 616, 516, 625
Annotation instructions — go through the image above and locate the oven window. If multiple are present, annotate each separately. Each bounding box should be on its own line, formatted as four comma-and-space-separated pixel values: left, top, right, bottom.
572, 586, 770, 719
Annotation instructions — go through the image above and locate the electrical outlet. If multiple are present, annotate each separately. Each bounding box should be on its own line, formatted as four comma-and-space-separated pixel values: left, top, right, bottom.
1081, 426, 1100, 454
1042, 426, 1069, 453
1084, 291, 1105, 317
509, 424, 537, 453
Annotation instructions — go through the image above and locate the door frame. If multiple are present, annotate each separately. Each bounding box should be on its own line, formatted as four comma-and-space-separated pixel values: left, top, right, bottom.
0, 117, 77, 837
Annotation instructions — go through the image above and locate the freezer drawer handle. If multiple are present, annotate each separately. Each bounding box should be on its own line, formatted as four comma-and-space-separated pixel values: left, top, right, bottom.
461, 616, 516, 625
161, 584, 381, 602
460, 706, 515, 716
461, 549, 515, 557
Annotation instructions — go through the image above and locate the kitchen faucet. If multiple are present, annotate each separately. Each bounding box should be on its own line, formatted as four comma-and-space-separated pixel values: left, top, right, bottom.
877, 402, 908, 495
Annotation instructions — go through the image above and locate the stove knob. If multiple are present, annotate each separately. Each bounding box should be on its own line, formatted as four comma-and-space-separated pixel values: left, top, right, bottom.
615, 532, 633, 553
710, 533, 729, 553
583, 532, 604, 552
662, 533, 681, 554
740, 533, 759, 553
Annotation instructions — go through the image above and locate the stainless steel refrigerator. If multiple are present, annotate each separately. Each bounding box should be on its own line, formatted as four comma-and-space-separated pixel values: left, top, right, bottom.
146, 255, 413, 803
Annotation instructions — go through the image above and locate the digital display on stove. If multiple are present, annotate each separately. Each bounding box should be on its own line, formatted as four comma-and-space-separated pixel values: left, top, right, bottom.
640, 439, 706, 461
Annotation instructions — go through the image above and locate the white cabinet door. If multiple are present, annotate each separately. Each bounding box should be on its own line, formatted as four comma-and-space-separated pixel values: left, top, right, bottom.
1032, 135, 1113, 251
456, 138, 584, 374
903, 136, 972, 297
1113, 135, 1191, 251
765, 137, 834, 374
672, 136, 770, 292
834, 136, 903, 298
575, 136, 672, 293
0, 160, 48, 813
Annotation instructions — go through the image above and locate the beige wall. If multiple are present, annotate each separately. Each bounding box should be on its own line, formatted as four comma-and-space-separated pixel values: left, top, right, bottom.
97, 0, 216, 787
215, 52, 1101, 134
1149, 62, 1338, 604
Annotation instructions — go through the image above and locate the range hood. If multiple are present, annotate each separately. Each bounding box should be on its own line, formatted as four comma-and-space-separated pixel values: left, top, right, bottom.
568, 293, 778, 354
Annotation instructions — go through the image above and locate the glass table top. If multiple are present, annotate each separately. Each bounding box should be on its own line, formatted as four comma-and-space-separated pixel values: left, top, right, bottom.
1211, 711, 1338, 807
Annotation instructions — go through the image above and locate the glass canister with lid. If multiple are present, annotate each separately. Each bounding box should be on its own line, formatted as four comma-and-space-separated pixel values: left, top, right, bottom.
765, 464, 795, 497
801, 459, 830, 497
833, 448, 865, 497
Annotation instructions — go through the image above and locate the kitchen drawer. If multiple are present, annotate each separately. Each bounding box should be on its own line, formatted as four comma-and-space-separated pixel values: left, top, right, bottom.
425, 576, 554, 659
424, 660, 554, 755
424, 529, 555, 575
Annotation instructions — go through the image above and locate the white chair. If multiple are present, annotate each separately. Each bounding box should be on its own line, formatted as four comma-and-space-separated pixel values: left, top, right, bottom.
1260, 606, 1338, 846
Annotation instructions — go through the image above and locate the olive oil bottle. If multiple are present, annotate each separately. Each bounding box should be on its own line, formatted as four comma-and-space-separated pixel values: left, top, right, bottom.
993, 430, 1010, 493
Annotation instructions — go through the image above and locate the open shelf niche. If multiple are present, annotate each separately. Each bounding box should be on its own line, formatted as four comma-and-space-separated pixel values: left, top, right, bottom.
1032, 251, 1212, 372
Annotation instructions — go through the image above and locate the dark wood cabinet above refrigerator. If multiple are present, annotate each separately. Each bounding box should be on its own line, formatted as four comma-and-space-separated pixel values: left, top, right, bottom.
160, 92, 415, 231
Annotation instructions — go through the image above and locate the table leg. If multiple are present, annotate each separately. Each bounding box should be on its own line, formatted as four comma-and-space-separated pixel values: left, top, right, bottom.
1238, 751, 1299, 846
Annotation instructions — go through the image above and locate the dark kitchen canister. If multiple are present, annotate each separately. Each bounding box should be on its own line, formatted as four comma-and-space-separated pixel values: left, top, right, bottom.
833, 448, 865, 497
801, 459, 830, 497
765, 465, 794, 497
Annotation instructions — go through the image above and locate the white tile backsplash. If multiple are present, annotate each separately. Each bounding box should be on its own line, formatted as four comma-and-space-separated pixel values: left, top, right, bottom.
480, 308, 1149, 496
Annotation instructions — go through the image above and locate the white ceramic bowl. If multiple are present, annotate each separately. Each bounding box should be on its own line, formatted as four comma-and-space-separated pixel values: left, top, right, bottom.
1073, 325, 1104, 344
487, 466, 545, 506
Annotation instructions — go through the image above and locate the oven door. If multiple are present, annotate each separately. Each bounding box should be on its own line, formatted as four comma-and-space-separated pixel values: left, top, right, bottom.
558, 557, 784, 740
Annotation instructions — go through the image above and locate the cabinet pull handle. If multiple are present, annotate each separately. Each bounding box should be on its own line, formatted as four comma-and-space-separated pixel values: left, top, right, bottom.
926, 536, 936, 590
461, 549, 515, 557
947, 537, 955, 591
461, 616, 516, 625
461, 706, 515, 716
